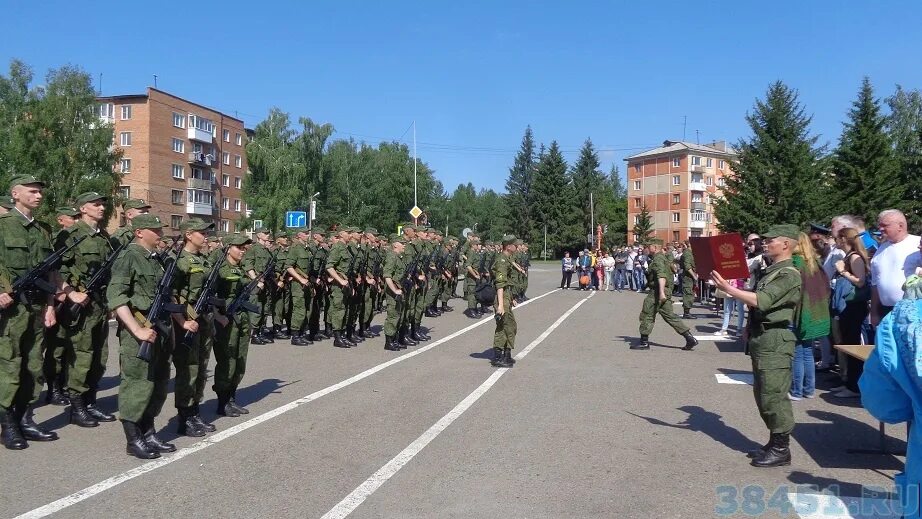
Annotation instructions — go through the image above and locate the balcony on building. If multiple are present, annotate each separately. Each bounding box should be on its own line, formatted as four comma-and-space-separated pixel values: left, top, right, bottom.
692, 165, 707, 173
188, 114, 215, 143
187, 177, 212, 191
690, 211, 709, 229
188, 151, 214, 167
691, 202, 707, 212
186, 188, 214, 216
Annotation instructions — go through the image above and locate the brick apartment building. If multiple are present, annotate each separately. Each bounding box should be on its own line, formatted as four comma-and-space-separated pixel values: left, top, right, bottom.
96, 87, 247, 234
625, 140, 737, 244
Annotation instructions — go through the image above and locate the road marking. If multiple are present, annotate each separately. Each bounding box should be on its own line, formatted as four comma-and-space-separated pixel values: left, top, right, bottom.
786, 491, 901, 518
13, 289, 562, 519
692, 335, 735, 342
321, 291, 595, 519
715, 373, 754, 385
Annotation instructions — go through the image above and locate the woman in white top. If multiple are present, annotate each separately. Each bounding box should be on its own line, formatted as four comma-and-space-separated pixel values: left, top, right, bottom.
601, 253, 616, 291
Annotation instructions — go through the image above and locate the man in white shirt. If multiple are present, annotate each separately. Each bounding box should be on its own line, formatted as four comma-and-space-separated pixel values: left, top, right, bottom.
625, 249, 636, 290
870, 209, 922, 327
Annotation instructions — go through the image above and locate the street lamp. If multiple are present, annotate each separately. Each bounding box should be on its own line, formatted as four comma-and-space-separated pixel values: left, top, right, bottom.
308, 191, 320, 231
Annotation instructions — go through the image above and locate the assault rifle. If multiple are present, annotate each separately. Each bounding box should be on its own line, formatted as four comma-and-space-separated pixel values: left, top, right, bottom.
138, 239, 186, 362
181, 245, 229, 346
5, 234, 87, 304
68, 238, 129, 315
226, 251, 277, 315
401, 249, 424, 293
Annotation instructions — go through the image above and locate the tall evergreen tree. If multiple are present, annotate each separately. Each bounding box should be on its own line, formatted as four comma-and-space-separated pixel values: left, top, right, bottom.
886, 85, 922, 228
569, 138, 606, 243
531, 141, 574, 255
632, 203, 654, 244
830, 78, 902, 223
503, 126, 535, 240
713, 81, 826, 233
598, 164, 628, 245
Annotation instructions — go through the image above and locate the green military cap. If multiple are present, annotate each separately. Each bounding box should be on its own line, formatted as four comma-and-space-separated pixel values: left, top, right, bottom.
179, 218, 214, 232
326, 231, 338, 238
0, 198, 13, 210
648, 238, 664, 245
207, 235, 221, 243
501, 234, 517, 246
131, 214, 168, 231
75, 191, 107, 205
8, 174, 44, 190
123, 198, 151, 210
763, 224, 801, 240
56, 206, 80, 217
364, 227, 378, 235
224, 234, 252, 246
346, 226, 362, 233
513, 239, 524, 245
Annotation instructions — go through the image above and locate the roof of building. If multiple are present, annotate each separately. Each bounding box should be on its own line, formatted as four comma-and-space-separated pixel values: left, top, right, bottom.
97, 87, 244, 123
625, 140, 737, 160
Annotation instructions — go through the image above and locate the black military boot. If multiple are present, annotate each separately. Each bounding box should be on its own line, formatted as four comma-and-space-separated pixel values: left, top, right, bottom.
333, 331, 349, 348
250, 332, 268, 345
46, 377, 69, 406
398, 327, 417, 347
217, 392, 240, 417
307, 330, 321, 342
322, 323, 333, 339
490, 348, 508, 367
229, 391, 249, 415
85, 390, 116, 422
747, 434, 772, 459
384, 335, 400, 351
351, 326, 366, 343
191, 403, 216, 432
682, 331, 699, 351
261, 326, 275, 343
274, 325, 291, 340
141, 418, 176, 453
361, 325, 375, 339
682, 311, 696, 320
177, 407, 206, 437
414, 324, 431, 341
504, 348, 516, 366
751, 433, 791, 468
19, 405, 58, 441
0, 406, 27, 450
292, 325, 312, 346
441, 301, 453, 312
68, 392, 99, 428
631, 335, 650, 350
123, 420, 158, 459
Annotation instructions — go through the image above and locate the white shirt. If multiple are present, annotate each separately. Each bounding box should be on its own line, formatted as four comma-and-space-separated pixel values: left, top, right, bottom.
625, 252, 636, 270
871, 234, 922, 306
601, 256, 615, 271
822, 246, 846, 288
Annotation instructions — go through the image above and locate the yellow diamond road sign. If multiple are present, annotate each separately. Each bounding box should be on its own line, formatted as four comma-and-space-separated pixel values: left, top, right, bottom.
409, 206, 422, 219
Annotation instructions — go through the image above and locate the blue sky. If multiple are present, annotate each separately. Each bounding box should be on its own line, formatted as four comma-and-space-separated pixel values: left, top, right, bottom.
4, 1, 921, 194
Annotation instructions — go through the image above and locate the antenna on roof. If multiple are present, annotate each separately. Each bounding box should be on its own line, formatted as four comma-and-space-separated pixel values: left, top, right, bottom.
98, 73, 102, 95
695, 129, 701, 144
683, 116, 687, 141
153, 74, 158, 89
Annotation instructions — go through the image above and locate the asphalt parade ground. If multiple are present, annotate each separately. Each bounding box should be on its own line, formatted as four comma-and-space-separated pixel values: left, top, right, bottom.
1, 267, 907, 519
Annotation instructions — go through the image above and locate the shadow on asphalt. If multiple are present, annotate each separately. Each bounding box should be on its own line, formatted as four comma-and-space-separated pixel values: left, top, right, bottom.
793, 410, 906, 471
612, 335, 681, 350
470, 348, 494, 360
717, 367, 752, 376
627, 406, 763, 454
787, 470, 896, 500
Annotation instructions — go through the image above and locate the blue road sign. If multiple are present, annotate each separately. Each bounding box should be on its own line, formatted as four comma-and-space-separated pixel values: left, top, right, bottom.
286, 211, 307, 228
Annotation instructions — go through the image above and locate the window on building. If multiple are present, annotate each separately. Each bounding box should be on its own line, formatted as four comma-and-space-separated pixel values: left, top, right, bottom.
171, 215, 183, 229
718, 160, 725, 170
633, 215, 640, 225
120, 105, 132, 120
633, 197, 642, 208
691, 156, 701, 166
187, 190, 212, 205
221, 220, 229, 232
717, 177, 726, 187
673, 231, 680, 242
119, 132, 131, 146
691, 193, 703, 203
222, 174, 230, 187
706, 176, 714, 186
172, 164, 184, 179
223, 129, 230, 142
672, 175, 680, 186
234, 155, 242, 168
672, 157, 680, 167
672, 212, 680, 223
706, 157, 713, 168
189, 114, 215, 134
119, 185, 130, 199
234, 199, 241, 212
223, 152, 230, 165
99, 103, 115, 119
234, 177, 242, 189
222, 197, 229, 210
672, 194, 680, 204
120, 159, 131, 173
634, 164, 642, 173
172, 138, 184, 153
235, 133, 242, 146
633, 180, 641, 191
171, 190, 183, 205
173, 112, 186, 128
191, 167, 207, 180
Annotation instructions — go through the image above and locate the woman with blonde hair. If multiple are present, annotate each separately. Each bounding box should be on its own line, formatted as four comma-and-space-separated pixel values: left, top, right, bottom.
829, 227, 870, 397
789, 232, 832, 400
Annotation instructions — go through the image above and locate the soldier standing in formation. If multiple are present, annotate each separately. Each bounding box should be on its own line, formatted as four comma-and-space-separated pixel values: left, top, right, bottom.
490, 235, 519, 368
680, 241, 698, 319
242, 230, 274, 345
43, 205, 80, 407
109, 198, 151, 249
382, 234, 407, 351
711, 224, 802, 468
634, 239, 698, 351
285, 227, 313, 346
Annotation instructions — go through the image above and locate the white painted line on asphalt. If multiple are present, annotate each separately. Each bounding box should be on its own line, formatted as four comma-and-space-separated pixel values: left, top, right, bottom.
715, 373, 754, 385
692, 335, 735, 342
321, 291, 595, 519
13, 289, 563, 519
786, 491, 900, 518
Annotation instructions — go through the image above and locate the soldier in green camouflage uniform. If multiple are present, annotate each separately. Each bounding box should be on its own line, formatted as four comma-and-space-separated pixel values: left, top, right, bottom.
271, 232, 293, 339
242, 231, 273, 345
680, 242, 698, 319
635, 239, 698, 351
59, 193, 118, 428
170, 218, 218, 437
402, 226, 430, 342
109, 198, 150, 249
309, 232, 330, 341
0, 175, 86, 451
490, 235, 519, 368
712, 224, 802, 468
325, 228, 356, 348
463, 237, 483, 318
43, 206, 80, 407
213, 234, 257, 418
382, 234, 406, 351
108, 214, 194, 459
286, 228, 314, 345
359, 229, 381, 338
439, 236, 459, 312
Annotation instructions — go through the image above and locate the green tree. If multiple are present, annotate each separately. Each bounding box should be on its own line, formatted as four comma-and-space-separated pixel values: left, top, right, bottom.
830, 77, 902, 224
243, 108, 306, 231
503, 126, 535, 241
569, 138, 606, 243
632, 202, 654, 244
531, 141, 575, 255
886, 85, 922, 228
713, 81, 826, 233
598, 164, 627, 246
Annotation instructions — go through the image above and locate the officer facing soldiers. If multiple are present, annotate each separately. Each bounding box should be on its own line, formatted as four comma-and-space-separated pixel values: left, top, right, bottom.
59, 192, 118, 428
44, 205, 81, 407
171, 218, 218, 437
109, 198, 151, 249
634, 239, 698, 351
490, 235, 519, 368
108, 214, 197, 459
0, 175, 88, 450
680, 241, 698, 319
711, 224, 802, 468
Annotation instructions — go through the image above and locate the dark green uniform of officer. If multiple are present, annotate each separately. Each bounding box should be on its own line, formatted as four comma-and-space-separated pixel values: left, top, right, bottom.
325, 230, 354, 347
59, 193, 118, 428
170, 218, 217, 437
109, 198, 151, 249
241, 233, 272, 344
43, 206, 80, 407
107, 214, 179, 459
714, 224, 802, 468
382, 234, 407, 350
213, 234, 256, 418
636, 240, 698, 351
463, 243, 482, 318
286, 228, 313, 345
680, 244, 697, 318
0, 175, 71, 450
490, 235, 519, 368
272, 233, 293, 338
